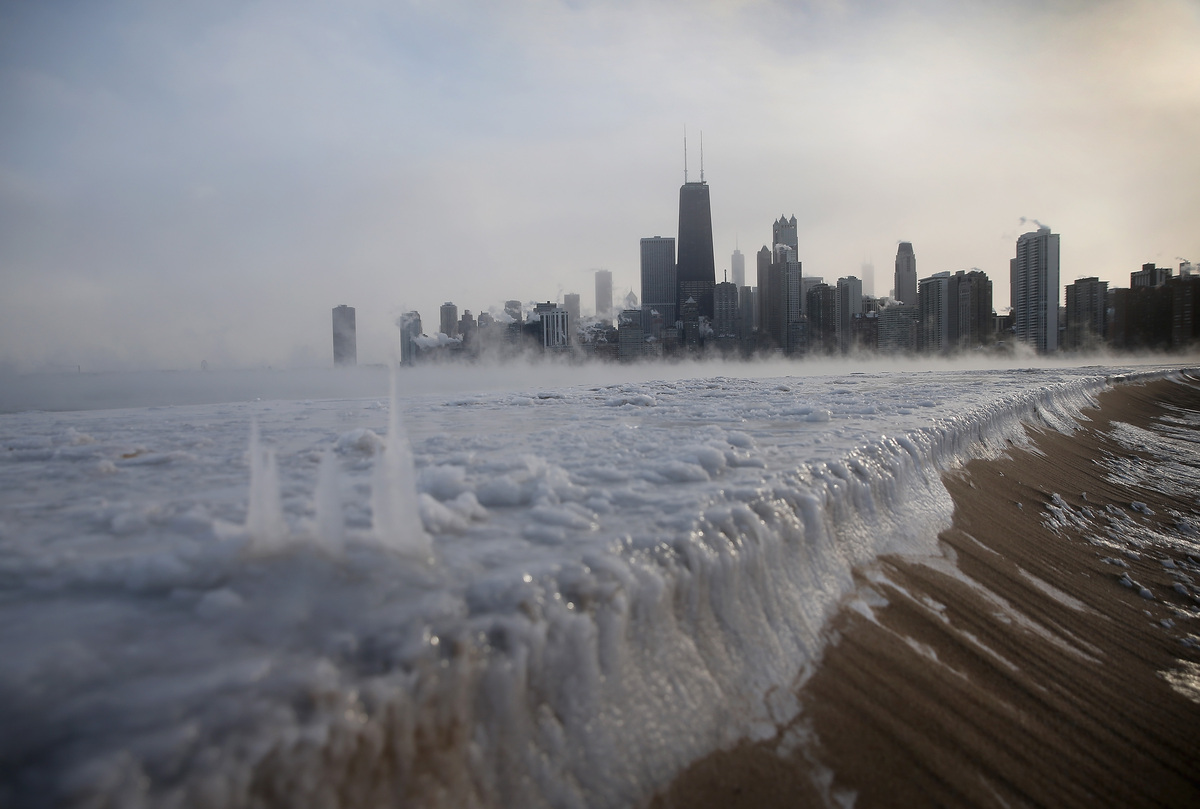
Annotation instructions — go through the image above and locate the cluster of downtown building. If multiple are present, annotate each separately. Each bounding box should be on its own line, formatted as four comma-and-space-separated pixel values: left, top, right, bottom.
334, 176, 1199, 367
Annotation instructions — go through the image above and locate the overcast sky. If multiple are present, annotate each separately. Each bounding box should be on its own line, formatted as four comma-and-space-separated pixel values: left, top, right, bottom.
2, 0, 1197, 371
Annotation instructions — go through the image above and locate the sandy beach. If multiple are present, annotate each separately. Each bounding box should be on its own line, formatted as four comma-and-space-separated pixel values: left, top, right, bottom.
653, 374, 1200, 808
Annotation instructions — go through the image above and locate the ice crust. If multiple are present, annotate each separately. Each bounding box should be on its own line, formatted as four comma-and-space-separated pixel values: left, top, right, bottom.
0, 365, 1183, 807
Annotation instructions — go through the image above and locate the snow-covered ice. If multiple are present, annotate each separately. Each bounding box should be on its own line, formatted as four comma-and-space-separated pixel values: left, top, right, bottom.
0, 362, 1191, 807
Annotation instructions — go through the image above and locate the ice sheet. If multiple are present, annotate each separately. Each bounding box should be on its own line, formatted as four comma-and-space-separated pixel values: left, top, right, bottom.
0, 363, 1188, 807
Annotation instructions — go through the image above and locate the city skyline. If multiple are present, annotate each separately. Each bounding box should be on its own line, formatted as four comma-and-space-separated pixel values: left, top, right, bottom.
2, 1, 1198, 370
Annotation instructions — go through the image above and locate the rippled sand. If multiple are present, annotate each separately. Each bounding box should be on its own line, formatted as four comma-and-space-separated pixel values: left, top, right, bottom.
654, 374, 1200, 809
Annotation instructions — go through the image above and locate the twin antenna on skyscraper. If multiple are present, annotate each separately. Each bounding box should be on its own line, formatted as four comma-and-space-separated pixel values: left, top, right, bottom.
684, 128, 704, 184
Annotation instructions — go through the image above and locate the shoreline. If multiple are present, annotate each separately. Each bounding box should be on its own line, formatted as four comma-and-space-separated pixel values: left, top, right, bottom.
652, 374, 1200, 808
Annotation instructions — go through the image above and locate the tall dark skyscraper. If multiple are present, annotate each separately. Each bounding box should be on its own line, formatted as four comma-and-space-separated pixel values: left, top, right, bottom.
332, 305, 356, 366
895, 242, 917, 305
772, 215, 798, 251
676, 181, 716, 320
640, 236, 676, 332
756, 245, 783, 347
1011, 226, 1060, 353
440, 302, 459, 338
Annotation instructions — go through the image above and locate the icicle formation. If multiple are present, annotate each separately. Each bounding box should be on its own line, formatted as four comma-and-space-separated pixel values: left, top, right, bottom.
313, 450, 344, 553
372, 367, 433, 559
245, 419, 287, 553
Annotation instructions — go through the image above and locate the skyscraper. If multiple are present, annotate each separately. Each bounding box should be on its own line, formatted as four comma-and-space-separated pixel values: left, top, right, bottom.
731, 247, 745, 289
595, 270, 613, 321
772, 215, 798, 252
677, 181, 716, 320
398, 311, 421, 367
563, 293, 580, 342
784, 259, 804, 354
878, 305, 919, 354
563, 293, 580, 324
504, 300, 523, 324
1010, 226, 1060, 352
738, 285, 755, 342
918, 273, 951, 353
1065, 277, 1107, 350
958, 270, 994, 347
440, 302, 459, 338
756, 245, 782, 348
836, 276, 863, 353
807, 283, 837, 353
895, 242, 917, 305
332, 305, 357, 367
640, 236, 676, 332
860, 260, 875, 297
713, 281, 739, 339
801, 276, 823, 317
533, 302, 569, 350
617, 308, 644, 360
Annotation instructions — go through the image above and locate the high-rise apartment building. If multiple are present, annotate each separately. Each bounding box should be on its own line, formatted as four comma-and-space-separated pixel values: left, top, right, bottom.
640, 236, 677, 333
563, 293, 580, 341
958, 270, 994, 347
756, 247, 775, 343
801, 276, 823, 317
595, 270, 613, 321
617, 309, 644, 360
895, 242, 917, 305
1132, 263, 1171, 288
783, 259, 804, 354
878, 305, 919, 354
738, 286, 756, 342
504, 300, 523, 324
836, 276, 863, 353
533, 302, 569, 350
677, 181, 716, 320
806, 283, 837, 353
458, 310, 476, 343
440, 302, 459, 338
1010, 226, 1060, 352
332, 305, 357, 367
755, 237, 805, 352
1064, 277, 1108, 350
919, 273, 952, 352
731, 247, 745, 288
398, 311, 421, 367
756, 246, 783, 349
713, 281, 739, 339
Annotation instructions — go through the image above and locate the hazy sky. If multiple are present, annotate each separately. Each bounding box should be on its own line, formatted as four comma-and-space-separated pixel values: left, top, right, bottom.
2, 0, 1198, 371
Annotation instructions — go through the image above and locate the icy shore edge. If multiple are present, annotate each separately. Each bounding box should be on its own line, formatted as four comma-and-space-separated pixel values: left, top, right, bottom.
19, 370, 1181, 809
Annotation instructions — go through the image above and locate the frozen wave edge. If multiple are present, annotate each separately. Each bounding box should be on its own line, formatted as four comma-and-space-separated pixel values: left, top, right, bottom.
5, 370, 1175, 809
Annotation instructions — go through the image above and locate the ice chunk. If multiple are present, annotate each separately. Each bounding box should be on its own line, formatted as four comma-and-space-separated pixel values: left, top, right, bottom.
244, 420, 288, 554
335, 427, 384, 455
371, 369, 433, 559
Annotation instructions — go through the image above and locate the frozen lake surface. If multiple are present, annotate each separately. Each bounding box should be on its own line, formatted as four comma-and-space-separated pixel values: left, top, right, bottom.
0, 361, 1190, 808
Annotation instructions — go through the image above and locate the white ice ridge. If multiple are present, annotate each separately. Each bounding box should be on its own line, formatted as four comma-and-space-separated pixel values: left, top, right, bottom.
369, 369, 432, 559
0, 365, 1190, 808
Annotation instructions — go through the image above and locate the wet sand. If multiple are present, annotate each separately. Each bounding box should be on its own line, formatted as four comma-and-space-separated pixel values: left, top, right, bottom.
651, 374, 1200, 808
